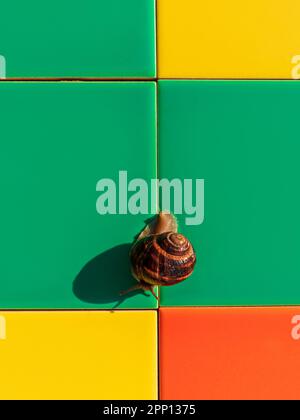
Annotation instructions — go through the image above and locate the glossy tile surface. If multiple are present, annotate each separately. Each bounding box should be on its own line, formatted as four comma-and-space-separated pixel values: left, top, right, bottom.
159, 81, 300, 306
158, 0, 300, 79
160, 307, 300, 400
0, 0, 156, 78
0, 82, 157, 309
0, 311, 157, 400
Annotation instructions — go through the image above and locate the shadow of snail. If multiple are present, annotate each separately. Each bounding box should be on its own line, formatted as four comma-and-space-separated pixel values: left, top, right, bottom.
72, 244, 151, 308
73, 213, 196, 307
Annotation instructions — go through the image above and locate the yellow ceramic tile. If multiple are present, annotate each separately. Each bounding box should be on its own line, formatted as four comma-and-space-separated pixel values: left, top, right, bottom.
158, 0, 300, 79
0, 311, 157, 400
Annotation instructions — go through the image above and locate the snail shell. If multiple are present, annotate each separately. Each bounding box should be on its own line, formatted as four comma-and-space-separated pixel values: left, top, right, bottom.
130, 231, 196, 287
130, 212, 196, 290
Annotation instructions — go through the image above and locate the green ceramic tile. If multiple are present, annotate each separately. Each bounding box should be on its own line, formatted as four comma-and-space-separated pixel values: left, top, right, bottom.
0, 0, 156, 78
159, 80, 300, 306
0, 82, 157, 309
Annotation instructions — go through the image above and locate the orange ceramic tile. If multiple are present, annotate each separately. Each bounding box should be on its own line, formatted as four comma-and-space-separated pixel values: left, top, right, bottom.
160, 308, 300, 400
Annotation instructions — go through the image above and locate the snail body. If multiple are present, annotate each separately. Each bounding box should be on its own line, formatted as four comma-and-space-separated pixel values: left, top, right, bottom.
121, 212, 196, 300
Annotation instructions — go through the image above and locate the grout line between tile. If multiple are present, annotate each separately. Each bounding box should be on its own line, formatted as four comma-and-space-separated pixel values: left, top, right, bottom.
157, 305, 161, 402
159, 304, 300, 309
0, 78, 157, 82
0, 308, 158, 312
157, 78, 300, 81
155, 0, 158, 80
2, 78, 297, 82
155, 0, 161, 401
2, 78, 296, 85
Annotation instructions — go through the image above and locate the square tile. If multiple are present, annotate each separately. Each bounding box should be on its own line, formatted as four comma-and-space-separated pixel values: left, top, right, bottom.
0, 0, 156, 78
158, 0, 300, 79
160, 307, 300, 400
0, 311, 157, 399
0, 82, 157, 309
159, 81, 300, 306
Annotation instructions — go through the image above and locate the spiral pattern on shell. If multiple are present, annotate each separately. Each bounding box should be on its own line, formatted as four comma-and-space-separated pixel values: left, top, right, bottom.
130, 232, 196, 287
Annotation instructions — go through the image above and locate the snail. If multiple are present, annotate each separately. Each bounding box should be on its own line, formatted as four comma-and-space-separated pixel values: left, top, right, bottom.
120, 212, 196, 300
